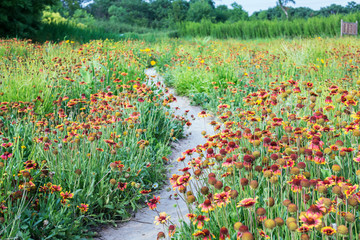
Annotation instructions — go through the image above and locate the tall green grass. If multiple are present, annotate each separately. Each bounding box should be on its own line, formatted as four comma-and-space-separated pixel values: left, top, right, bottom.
34, 22, 122, 43
178, 13, 360, 39
34, 22, 172, 43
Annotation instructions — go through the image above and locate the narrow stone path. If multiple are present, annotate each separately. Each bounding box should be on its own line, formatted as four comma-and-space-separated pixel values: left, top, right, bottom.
97, 69, 214, 240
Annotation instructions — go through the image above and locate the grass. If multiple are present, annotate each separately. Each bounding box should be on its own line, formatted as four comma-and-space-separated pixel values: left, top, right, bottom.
0, 39, 187, 238
2, 34, 360, 239
178, 13, 360, 39
145, 36, 360, 239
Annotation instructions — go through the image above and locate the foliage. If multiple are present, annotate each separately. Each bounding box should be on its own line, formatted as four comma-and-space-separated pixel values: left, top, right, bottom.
187, 0, 215, 22
178, 13, 360, 39
0, 39, 187, 238
278, 0, 296, 19
0, 0, 56, 38
34, 22, 122, 43
42, 10, 86, 28
2, 0, 360, 41
149, 36, 360, 240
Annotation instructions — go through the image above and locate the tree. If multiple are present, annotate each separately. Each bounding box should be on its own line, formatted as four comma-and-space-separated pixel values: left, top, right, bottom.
0, 0, 56, 38
59, 0, 92, 16
228, 3, 248, 22
89, 0, 116, 19
346, 1, 360, 13
171, 0, 189, 23
277, 0, 295, 19
289, 7, 315, 19
109, 0, 151, 27
318, 4, 348, 17
215, 5, 230, 22
108, 5, 127, 23
149, 0, 172, 28
187, 0, 215, 22
190, 0, 215, 9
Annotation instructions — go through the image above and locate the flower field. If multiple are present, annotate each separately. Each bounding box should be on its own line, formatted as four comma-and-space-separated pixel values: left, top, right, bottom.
1, 36, 360, 239
0, 39, 187, 238
148, 37, 360, 239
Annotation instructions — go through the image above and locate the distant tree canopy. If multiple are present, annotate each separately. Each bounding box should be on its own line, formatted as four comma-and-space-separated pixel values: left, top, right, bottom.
0, 0, 56, 38
1, 0, 360, 39
50, 0, 92, 16
252, 1, 360, 20
86, 0, 360, 30
278, 0, 295, 19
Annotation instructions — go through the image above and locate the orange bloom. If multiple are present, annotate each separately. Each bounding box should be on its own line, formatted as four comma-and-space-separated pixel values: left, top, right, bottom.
147, 196, 160, 210
198, 199, 215, 213
237, 197, 257, 208
154, 212, 170, 225
321, 226, 336, 236
77, 203, 89, 213
193, 229, 214, 240
299, 212, 322, 228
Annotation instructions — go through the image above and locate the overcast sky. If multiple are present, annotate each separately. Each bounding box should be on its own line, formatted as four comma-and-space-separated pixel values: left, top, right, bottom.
215, 0, 358, 14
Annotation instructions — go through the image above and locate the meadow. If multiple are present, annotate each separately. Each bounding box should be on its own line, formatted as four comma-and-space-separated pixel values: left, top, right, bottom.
1, 36, 360, 239
0, 39, 187, 238
149, 37, 360, 239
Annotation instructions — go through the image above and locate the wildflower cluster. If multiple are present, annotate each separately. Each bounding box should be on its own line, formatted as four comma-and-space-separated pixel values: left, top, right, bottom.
155, 38, 360, 239
0, 39, 187, 238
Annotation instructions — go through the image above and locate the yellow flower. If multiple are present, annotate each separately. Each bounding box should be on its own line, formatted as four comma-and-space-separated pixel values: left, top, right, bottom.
150, 60, 156, 66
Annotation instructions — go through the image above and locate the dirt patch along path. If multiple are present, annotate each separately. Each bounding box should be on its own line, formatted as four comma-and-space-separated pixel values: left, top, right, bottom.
98, 69, 214, 240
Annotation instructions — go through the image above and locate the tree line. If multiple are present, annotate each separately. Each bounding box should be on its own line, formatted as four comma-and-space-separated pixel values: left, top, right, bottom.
1, 0, 360, 39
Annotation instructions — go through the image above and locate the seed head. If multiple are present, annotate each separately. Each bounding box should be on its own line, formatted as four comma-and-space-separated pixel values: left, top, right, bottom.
297, 162, 306, 169
75, 169, 82, 175
287, 222, 298, 231
187, 195, 196, 203
337, 225, 348, 235
208, 172, 216, 178
300, 179, 310, 188
286, 217, 296, 225
230, 190, 238, 199
264, 219, 276, 229
241, 232, 254, 240
240, 178, 249, 186
317, 185, 327, 194
290, 167, 300, 175
345, 212, 355, 222
270, 176, 278, 184
348, 197, 358, 207
277, 158, 286, 166
157, 232, 165, 239
300, 234, 310, 240
267, 197, 274, 207
282, 199, 291, 207
214, 181, 223, 190
353, 129, 360, 137
201, 186, 209, 195
332, 185, 341, 195
264, 170, 272, 178
252, 151, 260, 158
256, 207, 266, 216
332, 164, 341, 172
275, 217, 284, 226
287, 203, 298, 213
234, 222, 242, 231
208, 177, 217, 185
250, 180, 258, 189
